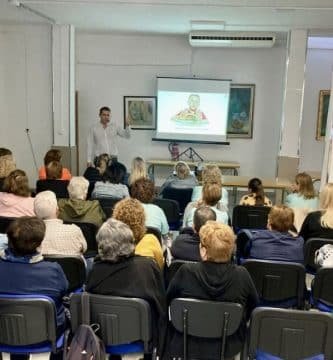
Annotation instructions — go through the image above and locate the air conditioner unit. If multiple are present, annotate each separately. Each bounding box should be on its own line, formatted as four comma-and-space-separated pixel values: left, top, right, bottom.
189, 31, 276, 48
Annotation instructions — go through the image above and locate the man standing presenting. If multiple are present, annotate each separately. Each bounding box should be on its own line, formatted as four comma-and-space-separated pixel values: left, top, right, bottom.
87, 106, 130, 167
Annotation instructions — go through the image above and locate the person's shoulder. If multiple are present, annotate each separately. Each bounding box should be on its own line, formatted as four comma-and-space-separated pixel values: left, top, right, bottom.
133, 255, 161, 272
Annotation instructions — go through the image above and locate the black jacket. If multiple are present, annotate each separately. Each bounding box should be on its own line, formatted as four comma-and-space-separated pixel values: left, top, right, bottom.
171, 227, 201, 261
86, 255, 167, 355
299, 211, 333, 242
166, 261, 259, 359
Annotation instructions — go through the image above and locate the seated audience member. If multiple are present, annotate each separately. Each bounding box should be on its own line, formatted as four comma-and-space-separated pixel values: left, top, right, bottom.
36, 161, 69, 198
167, 221, 259, 360
238, 205, 304, 263
113, 198, 164, 269
171, 206, 216, 261
34, 191, 87, 256
39, 148, 71, 180
183, 183, 229, 227
0, 170, 35, 217
285, 172, 318, 209
83, 153, 110, 198
58, 176, 105, 227
130, 178, 169, 238
0, 217, 68, 331
191, 164, 229, 210
0, 148, 16, 191
299, 183, 333, 242
86, 218, 166, 355
239, 177, 272, 206
159, 161, 198, 195
91, 161, 129, 199
128, 156, 149, 186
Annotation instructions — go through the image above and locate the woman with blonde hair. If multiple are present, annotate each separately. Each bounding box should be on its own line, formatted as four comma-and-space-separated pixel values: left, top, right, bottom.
285, 172, 318, 210
0, 169, 35, 216
299, 183, 333, 242
0, 148, 16, 190
112, 198, 163, 269
128, 156, 148, 186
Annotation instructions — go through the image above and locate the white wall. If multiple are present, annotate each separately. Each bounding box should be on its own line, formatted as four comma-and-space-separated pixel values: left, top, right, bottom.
300, 48, 333, 172
76, 32, 286, 182
0, 24, 53, 185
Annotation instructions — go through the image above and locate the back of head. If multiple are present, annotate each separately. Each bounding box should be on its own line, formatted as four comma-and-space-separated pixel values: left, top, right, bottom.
175, 161, 190, 180
202, 164, 222, 186
202, 183, 222, 206
103, 161, 127, 184
199, 221, 235, 263
193, 206, 217, 233
94, 153, 110, 174
7, 216, 46, 256
112, 198, 145, 243
320, 183, 333, 228
34, 190, 58, 220
130, 178, 155, 204
3, 169, 30, 197
44, 149, 62, 166
268, 205, 294, 232
97, 218, 135, 262
248, 177, 265, 206
295, 172, 315, 199
68, 176, 89, 200
46, 161, 63, 180
0, 148, 15, 179
129, 157, 146, 185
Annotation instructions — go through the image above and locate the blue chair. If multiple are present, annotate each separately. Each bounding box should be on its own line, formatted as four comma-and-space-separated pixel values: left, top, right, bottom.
0, 294, 66, 357
70, 293, 155, 358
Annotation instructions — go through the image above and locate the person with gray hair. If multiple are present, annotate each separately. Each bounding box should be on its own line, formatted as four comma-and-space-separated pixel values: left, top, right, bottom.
171, 206, 216, 261
86, 218, 167, 357
34, 190, 87, 256
58, 176, 106, 227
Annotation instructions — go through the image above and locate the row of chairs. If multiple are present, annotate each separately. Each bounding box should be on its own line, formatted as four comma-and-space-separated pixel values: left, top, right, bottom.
1, 293, 333, 359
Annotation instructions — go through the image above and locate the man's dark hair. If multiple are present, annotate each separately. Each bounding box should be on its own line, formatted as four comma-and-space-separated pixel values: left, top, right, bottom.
7, 217, 46, 256
193, 206, 216, 233
103, 161, 127, 184
99, 106, 111, 115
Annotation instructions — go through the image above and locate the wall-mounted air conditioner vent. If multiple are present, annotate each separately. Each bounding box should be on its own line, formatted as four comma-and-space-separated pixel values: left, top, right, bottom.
189, 31, 276, 48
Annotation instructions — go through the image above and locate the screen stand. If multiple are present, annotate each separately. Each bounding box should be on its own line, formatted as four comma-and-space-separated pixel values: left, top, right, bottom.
177, 147, 204, 162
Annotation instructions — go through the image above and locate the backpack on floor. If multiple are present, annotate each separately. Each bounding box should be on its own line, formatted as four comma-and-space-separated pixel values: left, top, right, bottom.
65, 292, 106, 360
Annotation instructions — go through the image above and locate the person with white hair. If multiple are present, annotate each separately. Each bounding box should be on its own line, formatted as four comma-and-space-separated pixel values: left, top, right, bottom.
58, 176, 106, 227
34, 190, 87, 256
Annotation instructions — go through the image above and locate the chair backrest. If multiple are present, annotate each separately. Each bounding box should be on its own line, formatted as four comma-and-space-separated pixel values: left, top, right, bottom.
36, 179, 69, 198
0, 216, 16, 233
43, 255, 86, 293
248, 307, 333, 360
311, 267, 333, 311
232, 205, 270, 233
70, 294, 152, 353
242, 259, 305, 309
63, 221, 98, 257
152, 198, 181, 230
162, 187, 193, 214
96, 197, 122, 218
0, 294, 58, 351
170, 298, 243, 360
146, 226, 162, 244
304, 238, 333, 274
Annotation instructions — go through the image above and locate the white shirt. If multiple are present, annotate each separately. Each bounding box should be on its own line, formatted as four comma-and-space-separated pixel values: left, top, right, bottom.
87, 121, 130, 163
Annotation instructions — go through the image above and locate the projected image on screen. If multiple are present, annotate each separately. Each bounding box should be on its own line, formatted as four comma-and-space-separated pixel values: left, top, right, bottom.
156, 78, 231, 144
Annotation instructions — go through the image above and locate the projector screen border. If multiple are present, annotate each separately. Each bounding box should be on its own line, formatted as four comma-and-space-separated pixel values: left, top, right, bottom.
151, 137, 230, 145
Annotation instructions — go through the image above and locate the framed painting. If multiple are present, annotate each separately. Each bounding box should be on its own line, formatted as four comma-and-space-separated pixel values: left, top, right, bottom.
124, 96, 157, 130
316, 90, 331, 140
227, 84, 255, 138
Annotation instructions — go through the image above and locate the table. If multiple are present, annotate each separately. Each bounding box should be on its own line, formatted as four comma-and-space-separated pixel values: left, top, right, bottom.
147, 159, 240, 178
222, 175, 292, 204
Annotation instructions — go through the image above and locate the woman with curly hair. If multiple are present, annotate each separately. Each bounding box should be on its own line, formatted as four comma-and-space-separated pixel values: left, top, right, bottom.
112, 198, 164, 269
0, 169, 35, 217
0, 148, 16, 191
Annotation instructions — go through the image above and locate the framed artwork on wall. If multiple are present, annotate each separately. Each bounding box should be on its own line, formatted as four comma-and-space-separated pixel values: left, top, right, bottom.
316, 90, 331, 140
124, 96, 157, 130
227, 84, 255, 139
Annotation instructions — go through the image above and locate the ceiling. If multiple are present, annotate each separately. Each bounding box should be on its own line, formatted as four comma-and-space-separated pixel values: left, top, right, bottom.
2, 0, 333, 35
